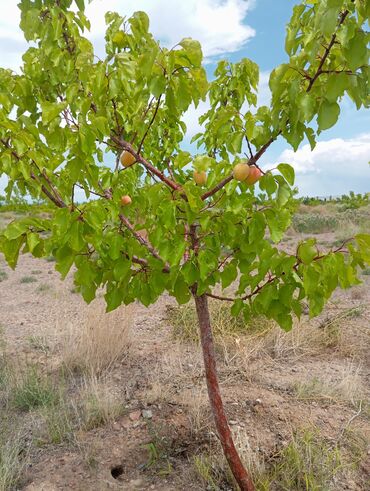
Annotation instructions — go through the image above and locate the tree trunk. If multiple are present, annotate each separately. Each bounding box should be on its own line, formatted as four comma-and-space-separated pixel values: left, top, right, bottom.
193, 293, 255, 491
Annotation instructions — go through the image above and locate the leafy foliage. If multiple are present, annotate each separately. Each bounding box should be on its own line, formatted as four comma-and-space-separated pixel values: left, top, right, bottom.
0, 0, 369, 331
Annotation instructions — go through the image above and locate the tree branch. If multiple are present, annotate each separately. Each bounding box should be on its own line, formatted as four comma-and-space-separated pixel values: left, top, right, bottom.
138, 94, 162, 154
0, 138, 67, 208
306, 8, 350, 93
111, 136, 182, 194
201, 136, 276, 201
119, 214, 170, 272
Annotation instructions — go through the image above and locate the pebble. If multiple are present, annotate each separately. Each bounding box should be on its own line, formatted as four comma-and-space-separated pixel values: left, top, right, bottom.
129, 410, 141, 421
142, 409, 153, 419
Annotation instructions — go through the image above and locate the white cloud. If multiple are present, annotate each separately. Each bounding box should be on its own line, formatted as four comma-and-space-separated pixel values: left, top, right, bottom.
85, 0, 255, 58
278, 134, 370, 175
273, 133, 370, 196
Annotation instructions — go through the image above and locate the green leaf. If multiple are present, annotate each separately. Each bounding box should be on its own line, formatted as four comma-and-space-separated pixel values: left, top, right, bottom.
317, 100, 340, 131
221, 262, 237, 289
277, 163, 295, 186
75, 0, 85, 11
55, 246, 75, 279
105, 285, 124, 312
179, 38, 203, 67
277, 182, 291, 208
27, 232, 40, 253
298, 240, 317, 265
41, 101, 67, 125
173, 275, 191, 304
231, 299, 244, 317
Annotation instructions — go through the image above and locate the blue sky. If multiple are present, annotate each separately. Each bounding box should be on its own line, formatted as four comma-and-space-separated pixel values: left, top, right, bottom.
0, 0, 369, 197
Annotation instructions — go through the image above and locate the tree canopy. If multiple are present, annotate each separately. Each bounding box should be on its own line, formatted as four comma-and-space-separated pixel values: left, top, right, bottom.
0, 0, 369, 330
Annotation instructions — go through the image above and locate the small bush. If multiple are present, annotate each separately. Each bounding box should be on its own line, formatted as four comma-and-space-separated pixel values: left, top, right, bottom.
13, 366, 58, 411
294, 363, 362, 405
19, 276, 37, 284
0, 270, 8, 282
42, 402, 75, 444
27, 335, 50, 354
36, 283, 51, 293
79, 376, 125, 430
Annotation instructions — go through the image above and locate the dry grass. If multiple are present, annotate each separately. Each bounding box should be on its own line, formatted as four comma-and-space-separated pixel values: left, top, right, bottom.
62, 300, 133, 376
145, 343, 204, 405
40, 375, 124, 444
165, 301, 368, 390
0, 432, 27, 491
294, 363, 364, 405
179, 386, 210, 436
79, 375, 125, 430
193, 428, 344, 491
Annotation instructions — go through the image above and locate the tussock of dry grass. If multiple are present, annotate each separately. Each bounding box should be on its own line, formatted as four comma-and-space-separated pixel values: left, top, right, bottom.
62, 300, 133, 376
294, 363, 364, 405
0, 432, 27, 491
79, 375, 125, 430
145, 343, 204, 405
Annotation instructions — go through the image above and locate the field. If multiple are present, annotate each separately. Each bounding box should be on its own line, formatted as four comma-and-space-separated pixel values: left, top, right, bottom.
0, 202, 369, 490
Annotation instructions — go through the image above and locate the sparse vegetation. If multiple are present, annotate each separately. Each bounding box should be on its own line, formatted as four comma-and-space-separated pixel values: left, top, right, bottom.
294, 363, 363, 405
257, 430, 342, 490
62, 301, 133, 376
0, 433, 27, 491
12, 366, 59, 411
36, 283, 51, 293
27, 335, 50, 354
0, 269, 7, 282
292, 213, 338, 234
79, 376, 125, 431
19, 276, 37, 284
41, 401, 76, 445
167, 301, 272, 344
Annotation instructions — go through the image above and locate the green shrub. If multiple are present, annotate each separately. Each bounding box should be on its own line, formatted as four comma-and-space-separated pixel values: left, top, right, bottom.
13, 367, 58, 411
19, 276, 37, 284
0, 270, 8, 282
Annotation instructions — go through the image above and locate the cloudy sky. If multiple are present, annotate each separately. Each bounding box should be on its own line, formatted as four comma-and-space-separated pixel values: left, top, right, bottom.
0, 0, 369, 197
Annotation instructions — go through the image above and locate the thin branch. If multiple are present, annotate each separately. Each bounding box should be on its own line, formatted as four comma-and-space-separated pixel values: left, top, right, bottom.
137, 94, 162, 154
245, 136, 254, 159
0, 138, 67, 208
201, 136, 275, 201
306, 8, 350, 93
206, 292, 235, 302
119, 214, 170, 272
110, 136, 182, 194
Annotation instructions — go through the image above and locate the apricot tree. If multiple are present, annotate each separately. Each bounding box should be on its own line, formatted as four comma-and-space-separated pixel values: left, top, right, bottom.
0, 1, 369, 489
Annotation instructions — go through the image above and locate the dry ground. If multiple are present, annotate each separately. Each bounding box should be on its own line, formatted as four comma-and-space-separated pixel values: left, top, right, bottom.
0, 205, 369, 490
